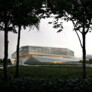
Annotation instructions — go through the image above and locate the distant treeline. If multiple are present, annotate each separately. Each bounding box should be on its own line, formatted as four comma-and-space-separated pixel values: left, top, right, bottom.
79, 59, 92, 64
0, 59, 12, 64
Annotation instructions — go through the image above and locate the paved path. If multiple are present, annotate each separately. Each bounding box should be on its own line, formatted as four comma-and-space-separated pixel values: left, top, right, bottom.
23, 64, 92, 67
0, 64, 92, 69
0, 65, 14, 69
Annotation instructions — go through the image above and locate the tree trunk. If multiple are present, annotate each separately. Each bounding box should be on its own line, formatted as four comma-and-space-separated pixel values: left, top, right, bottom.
15, 26, 21, 78
3, 22, 8, 80
82, 33, 86, 78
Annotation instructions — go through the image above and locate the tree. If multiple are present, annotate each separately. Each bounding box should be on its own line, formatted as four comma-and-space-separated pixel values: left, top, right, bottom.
47, 0, 92, 78
0, 59, 3, 64
12, 0, 44, 78
0, 0, 17, 80
65, 0, 92, 78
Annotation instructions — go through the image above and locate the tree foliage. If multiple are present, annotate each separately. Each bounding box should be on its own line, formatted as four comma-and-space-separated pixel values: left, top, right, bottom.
47, 0, 92, 78
0, 0, 17, 32
0, 0, 18, 80
12, 0, 45, 78
66, 0, 92, 78
0, 0, 44, 79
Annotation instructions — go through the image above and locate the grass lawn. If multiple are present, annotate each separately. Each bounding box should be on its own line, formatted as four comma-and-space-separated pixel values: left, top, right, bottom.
0, 65, 91, 79
0, 65, 92, 92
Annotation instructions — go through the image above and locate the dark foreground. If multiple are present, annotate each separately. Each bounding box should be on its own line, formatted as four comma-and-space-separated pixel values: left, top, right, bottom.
0, 66, 92, 92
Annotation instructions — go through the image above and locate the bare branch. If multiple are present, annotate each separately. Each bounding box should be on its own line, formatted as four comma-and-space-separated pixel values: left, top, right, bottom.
79, 30, 82, 34
71, 20, 83, 48
75, 30, 83, 48
72, 20, 82, 34
85, 27, 89, 34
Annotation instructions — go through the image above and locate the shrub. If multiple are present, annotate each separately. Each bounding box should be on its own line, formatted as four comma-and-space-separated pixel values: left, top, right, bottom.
0, 59, 12, 65
88, 59, 92, 64
79, 60, 83, 63
79, 59, 92, 64
0, 59, 3, 63
0, 77, 92, 92
7, 59, 12, 64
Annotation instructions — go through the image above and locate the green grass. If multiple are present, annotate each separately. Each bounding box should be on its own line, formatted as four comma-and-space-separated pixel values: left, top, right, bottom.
0, 66, 92, 92
0, 65, 91, 79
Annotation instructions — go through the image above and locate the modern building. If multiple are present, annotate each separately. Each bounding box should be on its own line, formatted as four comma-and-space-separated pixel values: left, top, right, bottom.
11, 46, 74, 65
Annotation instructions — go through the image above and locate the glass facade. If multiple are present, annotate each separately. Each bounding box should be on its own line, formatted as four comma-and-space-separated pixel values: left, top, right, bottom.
28, 46, 74, 56
12, 46, 74, 58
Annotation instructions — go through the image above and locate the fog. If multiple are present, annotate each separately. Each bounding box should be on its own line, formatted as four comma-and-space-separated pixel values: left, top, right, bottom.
0, 18, 92, 59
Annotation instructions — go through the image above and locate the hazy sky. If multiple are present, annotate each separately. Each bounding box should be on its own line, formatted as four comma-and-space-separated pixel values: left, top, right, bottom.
0, 18, 92, 59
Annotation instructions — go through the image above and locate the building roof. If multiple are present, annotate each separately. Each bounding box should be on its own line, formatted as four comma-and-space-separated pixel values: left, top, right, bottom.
12, 45, 74, 58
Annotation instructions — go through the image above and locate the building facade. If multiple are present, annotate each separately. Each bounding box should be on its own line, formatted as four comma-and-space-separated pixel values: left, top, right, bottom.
12, 46, 74, 64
